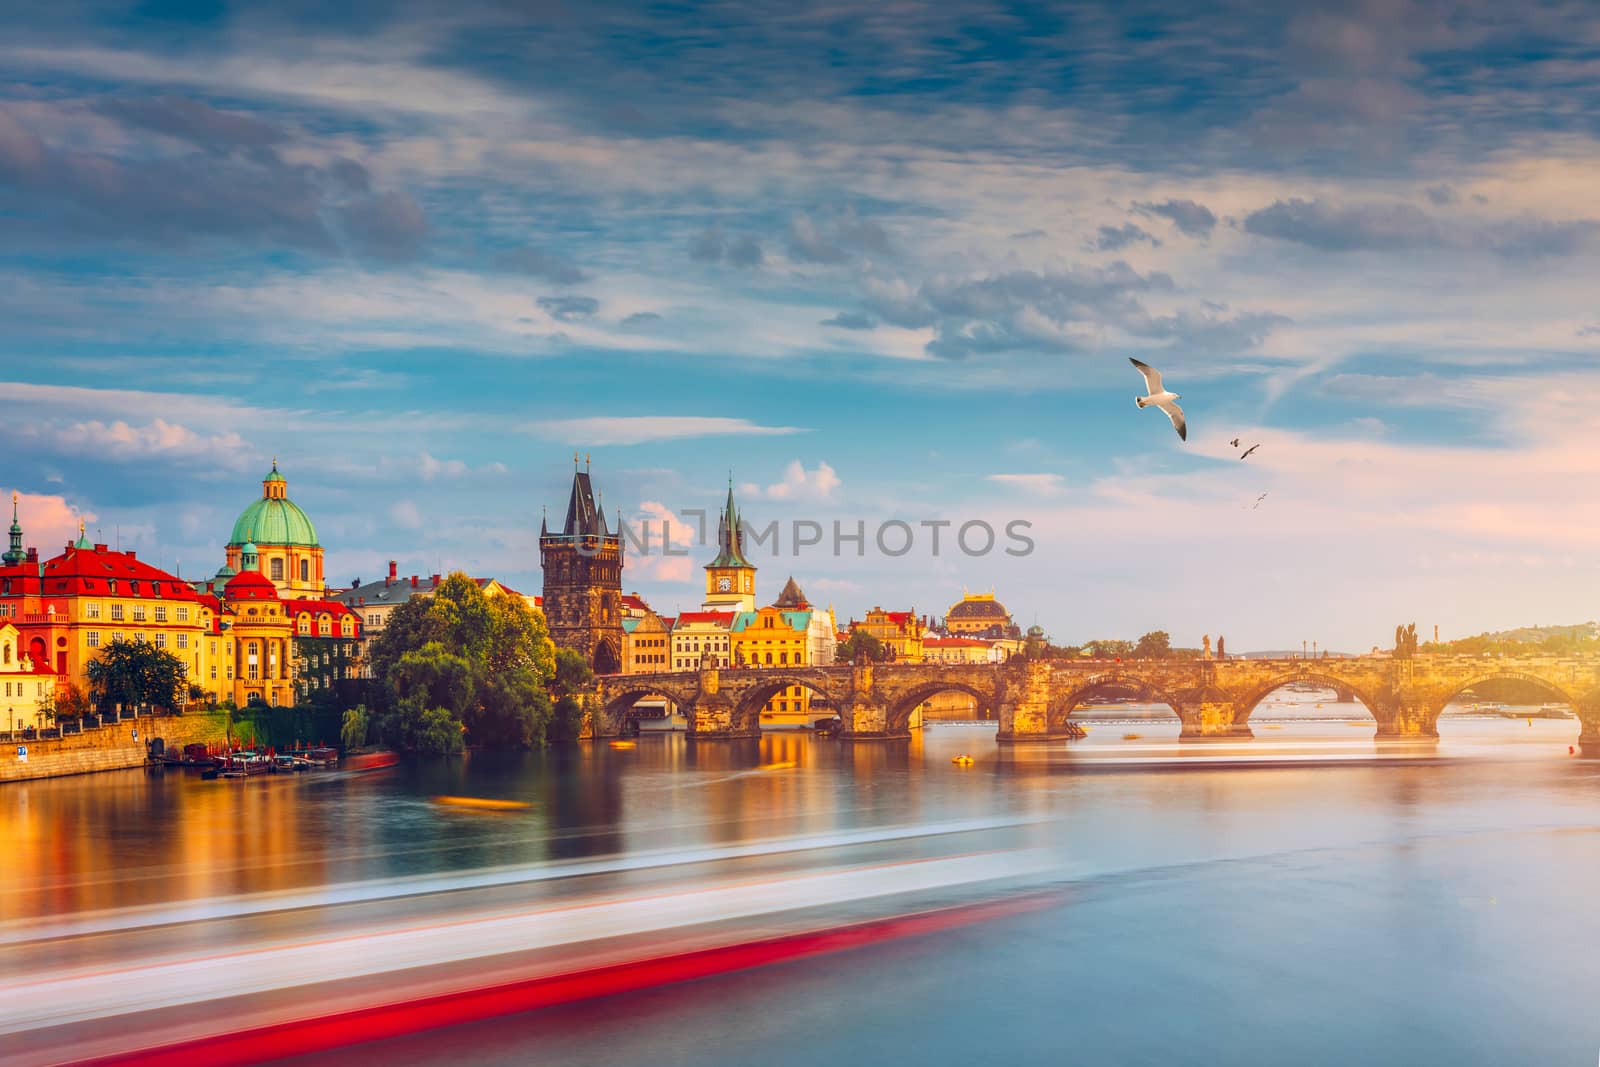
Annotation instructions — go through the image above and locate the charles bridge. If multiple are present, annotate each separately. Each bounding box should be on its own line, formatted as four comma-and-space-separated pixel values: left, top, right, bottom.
592, 655, 1600, 754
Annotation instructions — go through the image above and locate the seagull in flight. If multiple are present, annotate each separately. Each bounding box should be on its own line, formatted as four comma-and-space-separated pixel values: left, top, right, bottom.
1239, 443, 1260, 460
1229, 438, 1241, 448
1252, 491, 1269, 509
1129, 357, 1186, 441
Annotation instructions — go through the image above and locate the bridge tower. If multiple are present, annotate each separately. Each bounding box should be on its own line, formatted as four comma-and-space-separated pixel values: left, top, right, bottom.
539, 458, 624, 674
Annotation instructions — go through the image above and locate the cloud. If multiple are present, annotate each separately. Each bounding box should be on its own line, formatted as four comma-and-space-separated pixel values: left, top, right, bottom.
537, 295, 599, 321
494, 246, 586, 284
1132, 198, 1218, 237
620, 311, 662, 327
863, 262, 1283, 360
820, 311, 877, 330
1243, 198, 1600, 259
986, 473, 1066, 497
1009, 229, 1048, 240
1424, 184, 1458, 206
532, 416, 808, 446
2, 490, 94, 552
689, 224, 763, 267
0, 102, 427, 260
390, 499, 422, 529
787, 210, 891, 264
11, 417, 250, 467
627, 501, 696, 582
740, 460, 840, 501
94, 96, 289, 153
1092, 223, 1159, 251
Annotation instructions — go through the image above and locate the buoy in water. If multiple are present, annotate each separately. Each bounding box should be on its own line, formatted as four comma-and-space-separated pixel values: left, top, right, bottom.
951, 754, 974, 765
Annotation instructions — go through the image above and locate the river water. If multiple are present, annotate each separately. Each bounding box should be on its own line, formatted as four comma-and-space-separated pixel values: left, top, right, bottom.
3, 695, 1598, 1064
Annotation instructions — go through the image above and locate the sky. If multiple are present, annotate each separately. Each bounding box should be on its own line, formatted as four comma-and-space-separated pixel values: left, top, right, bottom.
3, 0, 1600, 652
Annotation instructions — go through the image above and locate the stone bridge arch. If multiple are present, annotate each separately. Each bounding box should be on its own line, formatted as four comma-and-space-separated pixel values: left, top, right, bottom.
729, 670, 844, 732
882, 677, 1003, 734
595, 678, 697, 737
1229, 670, 1387, 726
1047, 669, 1192, 729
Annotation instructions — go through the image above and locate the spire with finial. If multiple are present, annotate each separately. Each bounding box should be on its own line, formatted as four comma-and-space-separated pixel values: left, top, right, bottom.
73, 517, 92, 551
3, 491, 23, 565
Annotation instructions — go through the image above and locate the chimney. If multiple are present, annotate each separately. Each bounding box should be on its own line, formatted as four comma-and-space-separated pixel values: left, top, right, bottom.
126, 549, 136, 560
431, 573, 440, 585
410, 575, 418, 588
389, 560, 398, 580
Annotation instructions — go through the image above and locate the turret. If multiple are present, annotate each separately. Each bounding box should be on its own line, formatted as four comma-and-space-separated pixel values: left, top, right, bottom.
2, 493, 23, 566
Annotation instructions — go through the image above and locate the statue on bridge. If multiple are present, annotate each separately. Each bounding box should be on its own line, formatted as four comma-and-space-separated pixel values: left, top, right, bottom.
1202, 634, 1211, 660
1216, 635, 1226, 660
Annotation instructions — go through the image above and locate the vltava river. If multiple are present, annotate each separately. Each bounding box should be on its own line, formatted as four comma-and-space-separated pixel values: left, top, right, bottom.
3, 697, 1597, 1065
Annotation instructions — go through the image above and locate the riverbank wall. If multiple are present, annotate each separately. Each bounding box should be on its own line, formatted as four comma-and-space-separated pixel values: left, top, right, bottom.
2, 714, 231, 784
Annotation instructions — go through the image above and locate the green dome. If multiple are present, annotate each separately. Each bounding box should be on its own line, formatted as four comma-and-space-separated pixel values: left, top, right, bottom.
229, 499, 318, 547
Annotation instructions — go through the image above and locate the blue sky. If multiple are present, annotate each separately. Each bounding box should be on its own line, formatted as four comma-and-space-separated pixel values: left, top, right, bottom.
3, 1, 1600, 651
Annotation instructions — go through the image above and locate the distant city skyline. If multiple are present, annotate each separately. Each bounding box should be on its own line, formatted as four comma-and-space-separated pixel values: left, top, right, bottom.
4, 2, 1600, 651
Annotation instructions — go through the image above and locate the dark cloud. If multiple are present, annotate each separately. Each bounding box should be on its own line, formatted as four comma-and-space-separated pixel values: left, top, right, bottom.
1009, 229, 1048, 240
689, 225, 763, 268
495, 246, 586, 283
338, 190, 427, 262
1244, 197, 1600, 259
788, 211, 892, 264
1093, 222, 1159, 251
860, 262, 1286, 360
620, 311, 662, 327
1132, 199, 1218, 238
539, 295, 599, 321
0, 104, 426, 260
95, 96, 288, 155
1243, 198, 1444, 251
820, 311, 877, 330
1424, 184, 1458, 206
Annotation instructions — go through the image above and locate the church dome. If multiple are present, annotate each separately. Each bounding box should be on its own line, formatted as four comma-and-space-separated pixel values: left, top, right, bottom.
947, 593, 1010, 621
228, 463, 319, 548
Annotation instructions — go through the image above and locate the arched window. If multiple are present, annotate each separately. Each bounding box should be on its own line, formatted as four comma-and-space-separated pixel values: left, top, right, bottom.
297, 616, 310, 635
318, 616, 331, 636
341, 618, 353, 636
2, 643, 9, 664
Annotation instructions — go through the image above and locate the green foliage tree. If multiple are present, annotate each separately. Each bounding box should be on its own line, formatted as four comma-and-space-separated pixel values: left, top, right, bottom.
367, 574, 561, 753
1084, 638, 1134, 659
341, 705, 369, 751
1133, 631, 1172, 659
41, 681, 93, 724
540, 646, 593, 744
84, 639, 187, 714
834, 630, 887, 664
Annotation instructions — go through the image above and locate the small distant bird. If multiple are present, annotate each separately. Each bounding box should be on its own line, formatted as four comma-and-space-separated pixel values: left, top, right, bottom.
1229, 438, 1241, 448
1240, 443, 1260, 460
1129, 358, 1185, 441
1252, 491, 1269, 509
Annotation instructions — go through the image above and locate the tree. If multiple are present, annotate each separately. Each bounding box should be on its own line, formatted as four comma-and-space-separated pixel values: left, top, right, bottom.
543, 647, 593, 744
84, 639, 187, 714
1084, 638, 1134, 659
40, 681, 92, 724
341, 706, 369, 751
471, 668, 553, 748
1133, 631, 1172, 659
388, 642, 477, 719
835, 630, 887, 664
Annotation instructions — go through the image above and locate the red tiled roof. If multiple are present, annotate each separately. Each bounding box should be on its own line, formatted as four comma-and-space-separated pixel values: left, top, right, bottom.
2, 545, 202, 601
924, 637, 991, 648
621, 594, 651, 612
674, 611, 735, 626
660, 616, 676, 629
223, 570, 278, 598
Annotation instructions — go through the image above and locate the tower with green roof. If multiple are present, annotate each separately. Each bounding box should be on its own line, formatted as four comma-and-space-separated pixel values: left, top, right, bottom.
3, 493, 24, 566
224, 460, 324, 597
702, 476, 757, 613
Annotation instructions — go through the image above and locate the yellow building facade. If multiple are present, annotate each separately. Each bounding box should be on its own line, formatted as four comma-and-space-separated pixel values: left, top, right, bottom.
0, 622, 57, 731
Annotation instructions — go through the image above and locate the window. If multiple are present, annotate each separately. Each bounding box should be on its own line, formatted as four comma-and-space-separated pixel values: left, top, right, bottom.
85, 602, 101, 619
134, 632, 146, 644
248, 661, 258, 680
107, 580, 117, 594
177, 633, 188, 649
210, 664, 217, 679
154, 606, 167, 622
300, 558, 309, 583
341, 618, 353, 636
297, 616, 310, 635
113, 632, 123, 643
269, 557, 285, 581
176, 606, 189, 622
110, 604, 124, 621
87, 631, 100, 648
318, 617, 331, 636
129, 580, 140, 595
132, 605, 146, 622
